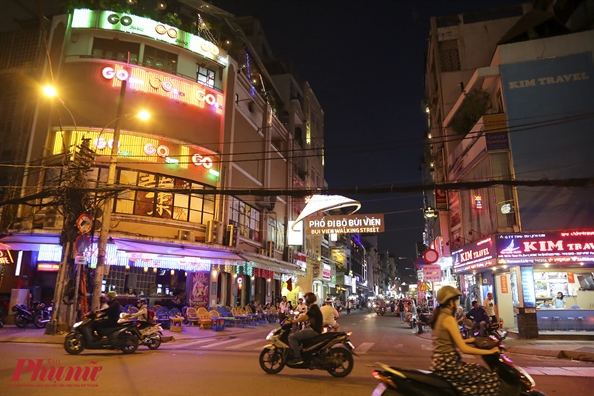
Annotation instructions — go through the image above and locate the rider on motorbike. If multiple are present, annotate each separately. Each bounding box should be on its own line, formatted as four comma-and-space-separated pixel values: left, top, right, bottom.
429, 286, 500, 396
287, 292, 323, 365
320, 298, 340, 331
93, 291, 121, 338
126, 298, 150, 329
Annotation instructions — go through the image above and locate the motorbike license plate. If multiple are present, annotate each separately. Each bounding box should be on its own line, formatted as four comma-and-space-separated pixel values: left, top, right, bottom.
346, 341, 355, 350
371, 383, 387, 396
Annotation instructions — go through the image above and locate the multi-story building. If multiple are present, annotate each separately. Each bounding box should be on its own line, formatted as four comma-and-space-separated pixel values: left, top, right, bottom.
423, 2, 594, 335
0, 1, 325, 322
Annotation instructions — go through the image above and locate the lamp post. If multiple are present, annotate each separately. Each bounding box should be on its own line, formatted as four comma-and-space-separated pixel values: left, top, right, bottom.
91, 108, 149, 310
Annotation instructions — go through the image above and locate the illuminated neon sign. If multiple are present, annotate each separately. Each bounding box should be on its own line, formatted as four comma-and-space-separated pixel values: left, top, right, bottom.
53, 130, 217, 173
102, 65, 223, 114
497, 230, 594, 258
0, 250, 13, 265
71, 9, 228, 66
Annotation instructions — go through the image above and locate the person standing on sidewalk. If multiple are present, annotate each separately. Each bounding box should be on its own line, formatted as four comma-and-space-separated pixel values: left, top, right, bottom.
278, 296, 290, 323
482, 292, 497, 324
398, 299, 405, 322
346, 299, 352, 315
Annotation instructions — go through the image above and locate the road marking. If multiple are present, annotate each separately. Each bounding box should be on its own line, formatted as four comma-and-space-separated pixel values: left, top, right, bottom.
524, 366, 594, 377
168, 338, 214, 349
356, 342, 375, 355
225, 339, 262, 349
201, 338, 240, 349
394, 344, 403, 349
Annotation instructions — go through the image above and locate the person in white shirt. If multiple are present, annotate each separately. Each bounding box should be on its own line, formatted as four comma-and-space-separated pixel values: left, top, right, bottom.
320, 298, 340, 331
279, 296, 290, 322
295, 298, 307, 315
482, 292, 497, 323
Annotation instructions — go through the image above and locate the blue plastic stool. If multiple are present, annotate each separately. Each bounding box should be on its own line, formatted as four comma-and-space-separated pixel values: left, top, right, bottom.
552, 316, 561, 331
539, 316, 549, 331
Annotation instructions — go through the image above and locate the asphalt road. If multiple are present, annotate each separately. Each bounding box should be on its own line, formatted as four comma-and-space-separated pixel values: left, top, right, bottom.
0, 311, 592, 396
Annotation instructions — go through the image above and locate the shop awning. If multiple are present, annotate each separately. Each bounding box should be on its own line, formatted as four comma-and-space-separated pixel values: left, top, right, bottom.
237, 251, 306, 277
0, 233, 60, 251
112, 237, 244, 263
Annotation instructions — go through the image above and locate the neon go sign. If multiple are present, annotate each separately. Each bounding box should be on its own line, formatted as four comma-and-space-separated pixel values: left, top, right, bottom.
101, 66, 223, 113
143, 142, 213, 169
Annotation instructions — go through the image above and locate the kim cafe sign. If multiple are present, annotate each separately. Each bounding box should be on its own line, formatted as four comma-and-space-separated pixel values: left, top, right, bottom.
305, 214, 385, 235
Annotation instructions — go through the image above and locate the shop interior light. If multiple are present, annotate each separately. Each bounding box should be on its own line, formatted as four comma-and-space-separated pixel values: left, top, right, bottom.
144, 267, 148, 272
170, 269, 175, 275
153, 267, 157, 272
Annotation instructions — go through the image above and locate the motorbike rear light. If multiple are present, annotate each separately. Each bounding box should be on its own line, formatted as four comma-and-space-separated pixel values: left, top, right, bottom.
371, 370, 396, 388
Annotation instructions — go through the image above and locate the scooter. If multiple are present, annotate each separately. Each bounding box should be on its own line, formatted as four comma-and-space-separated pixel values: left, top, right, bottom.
64, 312, 141, 355
376, 306, 386, 316
120, 314, 165, 350
371, 333, 546, 396
12, 304, 44, 328
259, 320, 357, 377
32, 301, 53, 328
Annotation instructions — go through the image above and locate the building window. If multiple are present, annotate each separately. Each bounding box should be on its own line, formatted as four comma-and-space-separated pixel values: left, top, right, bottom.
92, 37, 140, 63
99, 169, 215, 222
197, 65, 215, 88
438, 39, 460, 72
229, 197, 261, 242
143, 45, 177, 73
268, 217, 285, 252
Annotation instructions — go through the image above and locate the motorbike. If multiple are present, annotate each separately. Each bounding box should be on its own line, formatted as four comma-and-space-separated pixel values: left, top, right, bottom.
259, 320, 357, 377
12, 303, 47, 329
461, 319, 504, 341
120, 314, 164, 350
376, 306, 386, 316
64, 312, 141, 355
371, 333, 546, 396
33, 301, 52, 328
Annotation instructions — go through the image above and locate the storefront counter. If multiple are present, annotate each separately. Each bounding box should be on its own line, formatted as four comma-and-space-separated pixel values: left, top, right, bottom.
536, 309, 594, 331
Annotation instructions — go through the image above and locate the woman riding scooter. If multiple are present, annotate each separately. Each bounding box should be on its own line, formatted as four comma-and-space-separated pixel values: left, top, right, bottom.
429, 286, 500, 396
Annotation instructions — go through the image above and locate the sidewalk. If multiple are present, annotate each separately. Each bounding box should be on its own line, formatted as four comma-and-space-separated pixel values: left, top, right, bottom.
0, 321, 270, 345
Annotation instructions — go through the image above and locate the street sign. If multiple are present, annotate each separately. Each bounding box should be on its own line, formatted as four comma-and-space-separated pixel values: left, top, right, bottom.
75, 256, 87, 266
76, 213, 93, 234
423, 248, 439, 264
75, 235, 91, 255
423, 264, 442, 282
414, 257, 427, 269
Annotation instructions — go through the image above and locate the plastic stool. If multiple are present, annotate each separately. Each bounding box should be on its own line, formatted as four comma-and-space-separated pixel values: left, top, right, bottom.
566, 316, 575, 331
539, 316, 549, 331
576, 317, 585, 331
552, 316, 561, 331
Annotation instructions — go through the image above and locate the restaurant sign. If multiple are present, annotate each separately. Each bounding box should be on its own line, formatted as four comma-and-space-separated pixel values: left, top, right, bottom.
305, 214, 384, 235
452, 237, 496, 272
71, 9, 228, 66
0, 250, 13, 265
496, 230, 594, 260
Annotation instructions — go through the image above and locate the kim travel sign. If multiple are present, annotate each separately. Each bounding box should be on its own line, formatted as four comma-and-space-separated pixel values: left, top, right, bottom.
305, 214, 385, 235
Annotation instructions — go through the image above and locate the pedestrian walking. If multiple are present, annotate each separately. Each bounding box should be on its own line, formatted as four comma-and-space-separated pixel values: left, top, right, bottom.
398, 299, 405, 322
346, 300, 352, 315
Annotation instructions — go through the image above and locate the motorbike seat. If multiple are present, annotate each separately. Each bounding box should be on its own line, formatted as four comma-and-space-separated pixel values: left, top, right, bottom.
396, 369, 456, 392
302, 332, 344, 347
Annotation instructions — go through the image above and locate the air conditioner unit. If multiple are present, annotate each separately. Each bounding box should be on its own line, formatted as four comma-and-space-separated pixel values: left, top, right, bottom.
255, 196, 277, 211
266, 240, 274, 257
178, 229, 194, 241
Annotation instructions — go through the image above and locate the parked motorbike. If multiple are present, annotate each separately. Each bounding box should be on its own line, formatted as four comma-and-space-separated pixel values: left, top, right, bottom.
376, 306, 386, 316
371, 333, 546, 396
120, 314, 164, 350
64, 312, 140, 355
12, 304, 45, 329
259, 320, 357, 377
33, 301, 52, 328
461, 319, 504, 341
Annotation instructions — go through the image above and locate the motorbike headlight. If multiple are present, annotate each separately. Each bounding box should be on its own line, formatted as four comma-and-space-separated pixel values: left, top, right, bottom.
516, 365, 536, 388
266, 329, 276, 340
73, 321, 82, 329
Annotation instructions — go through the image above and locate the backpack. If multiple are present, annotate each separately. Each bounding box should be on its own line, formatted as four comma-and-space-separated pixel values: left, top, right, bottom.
147, 309, 155, 324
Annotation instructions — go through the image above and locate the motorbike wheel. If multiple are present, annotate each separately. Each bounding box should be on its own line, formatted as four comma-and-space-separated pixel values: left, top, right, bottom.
15, 315, 27, 328
147, 334, 162, 350
64, 332, 85, 355
33, 313, 46, 328
119, 333, 139, 354
259, 347, 285, 374
381, 311, 385, 316
327, 347, 354, 378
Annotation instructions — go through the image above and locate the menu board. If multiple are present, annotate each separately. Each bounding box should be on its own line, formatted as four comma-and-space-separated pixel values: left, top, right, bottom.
533, 272, 569, 298
520, 267, 536, 308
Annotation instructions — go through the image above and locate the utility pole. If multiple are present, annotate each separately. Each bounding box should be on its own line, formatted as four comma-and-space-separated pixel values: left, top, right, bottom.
92, 75, 128, 310
46, 139, 95, 334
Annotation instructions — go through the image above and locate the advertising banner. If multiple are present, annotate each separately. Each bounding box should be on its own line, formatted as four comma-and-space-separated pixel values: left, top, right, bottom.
496, 230, 594, 262
305, 214, 384, 235
188, 271, 210, 308
452, 237, 496, 272
520, 267, 536, 308
501, 52, 594, 230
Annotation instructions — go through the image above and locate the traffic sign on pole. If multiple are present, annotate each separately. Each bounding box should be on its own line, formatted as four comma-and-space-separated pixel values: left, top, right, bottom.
75, 235, 91, 255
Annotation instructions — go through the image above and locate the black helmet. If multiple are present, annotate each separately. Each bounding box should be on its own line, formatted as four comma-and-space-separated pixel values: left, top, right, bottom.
304, 292, 317, 305
138, 298, 147, 305
436, 286, 462, 305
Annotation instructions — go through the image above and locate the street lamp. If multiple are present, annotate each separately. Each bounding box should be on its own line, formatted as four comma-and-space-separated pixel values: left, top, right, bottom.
42, 85, 78, 131
92, 110, 149, 310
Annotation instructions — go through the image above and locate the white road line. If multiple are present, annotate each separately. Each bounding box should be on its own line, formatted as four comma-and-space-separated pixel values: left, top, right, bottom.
356, 342, 375, 355
394, 344, 403, 349
201, 338, 241, 349
168, 338, 214, 349
225, 339, 263, 349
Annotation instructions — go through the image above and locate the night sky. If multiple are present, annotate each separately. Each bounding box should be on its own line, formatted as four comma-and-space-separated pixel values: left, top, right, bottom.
213, 0, 525, 259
